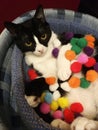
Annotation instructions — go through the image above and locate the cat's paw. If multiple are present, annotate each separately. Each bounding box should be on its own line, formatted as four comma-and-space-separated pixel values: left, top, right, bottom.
25, 95, 40, 107
71, 117, 96, 130
58, 67, 72, 81
51, 119, 70, 130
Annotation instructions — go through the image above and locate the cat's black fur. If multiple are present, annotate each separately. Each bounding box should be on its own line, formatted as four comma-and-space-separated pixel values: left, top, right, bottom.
4, 5, 51, 53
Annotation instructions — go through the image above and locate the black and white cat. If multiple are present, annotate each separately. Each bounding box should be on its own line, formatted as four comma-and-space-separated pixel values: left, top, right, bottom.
4, 5, 98, 130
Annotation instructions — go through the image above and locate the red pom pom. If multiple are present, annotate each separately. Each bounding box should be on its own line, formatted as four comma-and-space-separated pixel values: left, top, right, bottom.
84, 57, 96, 67
71, 62, 82, 73
28, 69, 38, 80
63, 108, 74, 123
70, 103, 83, 113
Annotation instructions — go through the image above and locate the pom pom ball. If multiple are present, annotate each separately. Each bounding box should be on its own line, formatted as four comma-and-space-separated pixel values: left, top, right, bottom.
85, 35, 95, 42
63, 108, 74, 123
86, 70, 98, 82
83, 46, 94, 56
40, 103, 50, 114
44, 92, 53, 104
77, 53, 88, 64
64, 32, 74, 40
71, 62, 82, 73
52, 48, 59, 58
28, 69, 38, 80
71, 45, 81, 54
70, 38, 79, 45
57, 97, 69, 109
84, 57, 96, 67
68, 76, 80, 88
87, 42, 94, 48
50, 100, 59, 111
40, 92, 46, 102
80, 78, 90, 88
94, 62, 98, 72
45, 77, 56, 85
77, 38, 87, 48
52, 110, 63, 119
65, 50, 76, 61
70, 103, 83, 113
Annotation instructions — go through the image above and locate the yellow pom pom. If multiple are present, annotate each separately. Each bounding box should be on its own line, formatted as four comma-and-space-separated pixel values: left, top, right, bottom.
86, 70, 98, 82
57, 97, 69, 109
68, 76, 80, 88
40, 92, 46, 102
50, 100, 59, 111
65, 50, 76, 61
45, 77, 56, 85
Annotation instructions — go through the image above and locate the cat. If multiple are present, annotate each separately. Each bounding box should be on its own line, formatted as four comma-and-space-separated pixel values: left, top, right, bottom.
4, 5, 72, 110
4, 5, 98, 130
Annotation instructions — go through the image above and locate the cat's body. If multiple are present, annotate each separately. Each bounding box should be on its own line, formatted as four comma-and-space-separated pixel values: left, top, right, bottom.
4, 5, 98, 130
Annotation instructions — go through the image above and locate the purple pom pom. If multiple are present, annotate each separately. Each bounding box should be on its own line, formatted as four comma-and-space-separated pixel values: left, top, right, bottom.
52, 48, 59, 58
65, 32, 74, 40
83, 46, 94, 56
94, 62, 98, 72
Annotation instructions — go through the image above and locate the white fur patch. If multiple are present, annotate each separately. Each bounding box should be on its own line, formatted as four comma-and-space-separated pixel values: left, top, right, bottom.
57, 44, 72, 81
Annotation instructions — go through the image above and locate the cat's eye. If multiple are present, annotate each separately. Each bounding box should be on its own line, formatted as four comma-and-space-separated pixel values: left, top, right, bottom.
41, 34, 47, 40
25, 42, 32, 47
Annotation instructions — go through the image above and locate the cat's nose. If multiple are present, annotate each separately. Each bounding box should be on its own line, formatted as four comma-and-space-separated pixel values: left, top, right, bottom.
38, 49, 44, 54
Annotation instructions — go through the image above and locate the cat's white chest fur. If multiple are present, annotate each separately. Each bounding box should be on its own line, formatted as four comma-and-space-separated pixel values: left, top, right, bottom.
25, 32, 59, 78
25, 50, 57, 77
66, 75, 98, 119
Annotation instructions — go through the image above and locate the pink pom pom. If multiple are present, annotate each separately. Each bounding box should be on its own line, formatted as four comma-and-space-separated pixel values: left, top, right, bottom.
52, 110, 63, 119
40, 103, 50, 114
77, 53, 88, 64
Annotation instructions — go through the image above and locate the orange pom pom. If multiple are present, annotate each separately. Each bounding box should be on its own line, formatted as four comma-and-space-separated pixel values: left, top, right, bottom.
87, 42, 94, 48
85, 35, 95, 42
86, 70, 98, 82
65, 50, 76, 61
68, 77, 80, 88
45, 77, 56, 85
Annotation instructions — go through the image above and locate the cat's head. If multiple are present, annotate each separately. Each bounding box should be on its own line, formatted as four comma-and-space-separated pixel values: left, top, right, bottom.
4, 5, 52, 56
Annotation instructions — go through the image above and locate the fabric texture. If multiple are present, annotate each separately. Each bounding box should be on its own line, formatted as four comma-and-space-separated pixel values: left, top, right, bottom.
0, 9, 98, 130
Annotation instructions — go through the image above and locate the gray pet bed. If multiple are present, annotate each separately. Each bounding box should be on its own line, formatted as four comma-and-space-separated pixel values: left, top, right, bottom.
0, 9, 98, 130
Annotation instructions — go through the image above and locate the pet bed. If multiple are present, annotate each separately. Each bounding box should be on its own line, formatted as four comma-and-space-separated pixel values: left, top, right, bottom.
0, 8, 98, 130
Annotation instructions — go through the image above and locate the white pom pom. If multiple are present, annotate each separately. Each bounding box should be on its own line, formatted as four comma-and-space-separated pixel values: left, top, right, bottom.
49, 83, 59, 92
60, 82, 71, 92
53, 90, 61, 101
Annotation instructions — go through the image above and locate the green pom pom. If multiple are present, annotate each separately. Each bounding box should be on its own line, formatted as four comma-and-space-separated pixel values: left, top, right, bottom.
77, 38, 87, 48
80, 78, 90, 88
70, 38, 79, 45
71, 45, 82, 54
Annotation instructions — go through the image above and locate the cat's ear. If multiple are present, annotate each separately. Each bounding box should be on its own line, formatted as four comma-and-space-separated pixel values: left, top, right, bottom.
34, 5, 46, 22
4, 22, 18, 35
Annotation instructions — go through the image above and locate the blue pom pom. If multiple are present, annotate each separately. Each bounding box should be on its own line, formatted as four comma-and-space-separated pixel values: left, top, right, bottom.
44, 92, 53, 104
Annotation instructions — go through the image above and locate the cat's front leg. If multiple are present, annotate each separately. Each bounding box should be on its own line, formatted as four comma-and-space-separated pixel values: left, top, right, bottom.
57, 44, 72, 81
51, 119, 70, 130
71, 117, 97, 130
